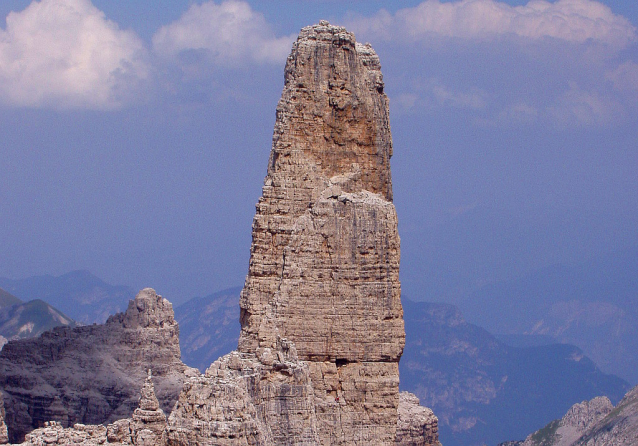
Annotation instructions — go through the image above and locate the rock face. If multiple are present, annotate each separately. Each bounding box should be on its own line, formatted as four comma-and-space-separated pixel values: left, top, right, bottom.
17, 372, 170, 446
237, 20, 404, 445
520, 386, 638, 446
0, 289, 187, 443
168, 340, 318, 445
0, 21, 439, 446
396, 393, 441, 446
0, 392, 8, 444
167, 21, 433, 446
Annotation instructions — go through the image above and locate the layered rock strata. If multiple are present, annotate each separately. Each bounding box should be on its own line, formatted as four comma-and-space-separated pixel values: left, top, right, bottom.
396, 393, 441, 446
17, 371, 170, 446
239, 20, 404, 445
0, 289, 187, 443
0, 21, 440, 446
167, 21, 408, 445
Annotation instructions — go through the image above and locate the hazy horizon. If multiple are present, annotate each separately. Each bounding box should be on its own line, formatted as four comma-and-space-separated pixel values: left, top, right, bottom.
1, 0, 636, 308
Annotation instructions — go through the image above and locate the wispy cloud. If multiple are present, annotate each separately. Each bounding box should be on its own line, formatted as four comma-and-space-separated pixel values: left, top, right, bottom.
0, 0, 148, 110
548, 81, 625, 126
351, 0, 636, 46
606, 61, 638, 92
152, 1, 295, 67
350, 0, 638, 127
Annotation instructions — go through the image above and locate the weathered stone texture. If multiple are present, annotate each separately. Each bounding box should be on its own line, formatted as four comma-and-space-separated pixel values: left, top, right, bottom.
17, 371, 169, 446
238, 21, 402, 359
167, 339, 319, 445
396, 393, 441, 446
0, 289, 187, 443
0, 21, 440, 446
0, 392, 7, 445
235, 21, 405, 446
520, 386, 638, 446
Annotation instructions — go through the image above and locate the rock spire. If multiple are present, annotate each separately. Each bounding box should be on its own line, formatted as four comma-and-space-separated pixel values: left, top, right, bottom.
238, 20, 405, 444
0, 21, 440, 446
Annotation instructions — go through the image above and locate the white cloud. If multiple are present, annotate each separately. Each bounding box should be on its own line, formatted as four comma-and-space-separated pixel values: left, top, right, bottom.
351, 0, 636, 46
0, 0, 148, 109
152, 1, 295, 67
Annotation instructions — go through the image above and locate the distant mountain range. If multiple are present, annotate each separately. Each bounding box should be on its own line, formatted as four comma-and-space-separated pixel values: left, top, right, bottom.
0, 299, 75, 347
400, 299, 627, 446
0, 288, 21, 309
0, 270, 134, 324
173, 287, 241, 371
461, 246, 638, 384
173, 288, 628, 446
0, 271, 630, 446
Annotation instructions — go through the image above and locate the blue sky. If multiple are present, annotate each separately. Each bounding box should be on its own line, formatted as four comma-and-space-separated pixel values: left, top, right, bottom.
0, 0, 636, 305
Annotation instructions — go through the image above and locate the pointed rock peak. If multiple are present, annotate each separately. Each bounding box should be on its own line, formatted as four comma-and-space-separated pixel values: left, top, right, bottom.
122, 288, 175, 329
138, 369, 161, 412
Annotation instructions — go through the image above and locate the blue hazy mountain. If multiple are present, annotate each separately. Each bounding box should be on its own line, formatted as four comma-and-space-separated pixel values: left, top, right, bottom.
400, 298, 628, 446
0, 270, 134, 324
461, 246, 638, 384
174, 289, 628, 446
0, 299, 76, 345
0, 288, 21, 309
174, 287, 241, 372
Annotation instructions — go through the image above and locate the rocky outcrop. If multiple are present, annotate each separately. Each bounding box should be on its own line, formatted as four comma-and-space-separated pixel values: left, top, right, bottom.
168, 339, 318, 445
236, 20, 404, 445
164, 21, 408, 446
0, 288, 187, 443
520, 397, 613, 446
396, 393, 441, 446
167, 21, 434, 446
0, 392, 8, 444
105, 370, 169, 446
17, 371, 170, 446
520, 386, 638, 446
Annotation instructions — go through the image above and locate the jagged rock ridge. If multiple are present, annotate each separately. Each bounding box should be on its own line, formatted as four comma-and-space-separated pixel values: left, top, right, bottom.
0, 289, 188, 443
519, 385, 638, 446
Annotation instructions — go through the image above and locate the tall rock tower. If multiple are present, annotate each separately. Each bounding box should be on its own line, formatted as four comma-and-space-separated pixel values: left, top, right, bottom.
167, 22, 436, 446
0, 24, 439, 446
238, 21, 405, 444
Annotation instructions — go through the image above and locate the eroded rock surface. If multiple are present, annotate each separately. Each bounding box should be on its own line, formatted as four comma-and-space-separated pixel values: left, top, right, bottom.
168, 339, 318, 445
17, 371, 170, 446
0, 289, 187, 443
396, 393, 441, 446
233, 20, 405, 445
0, 21, 440, 446
520, 386, 638, 446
